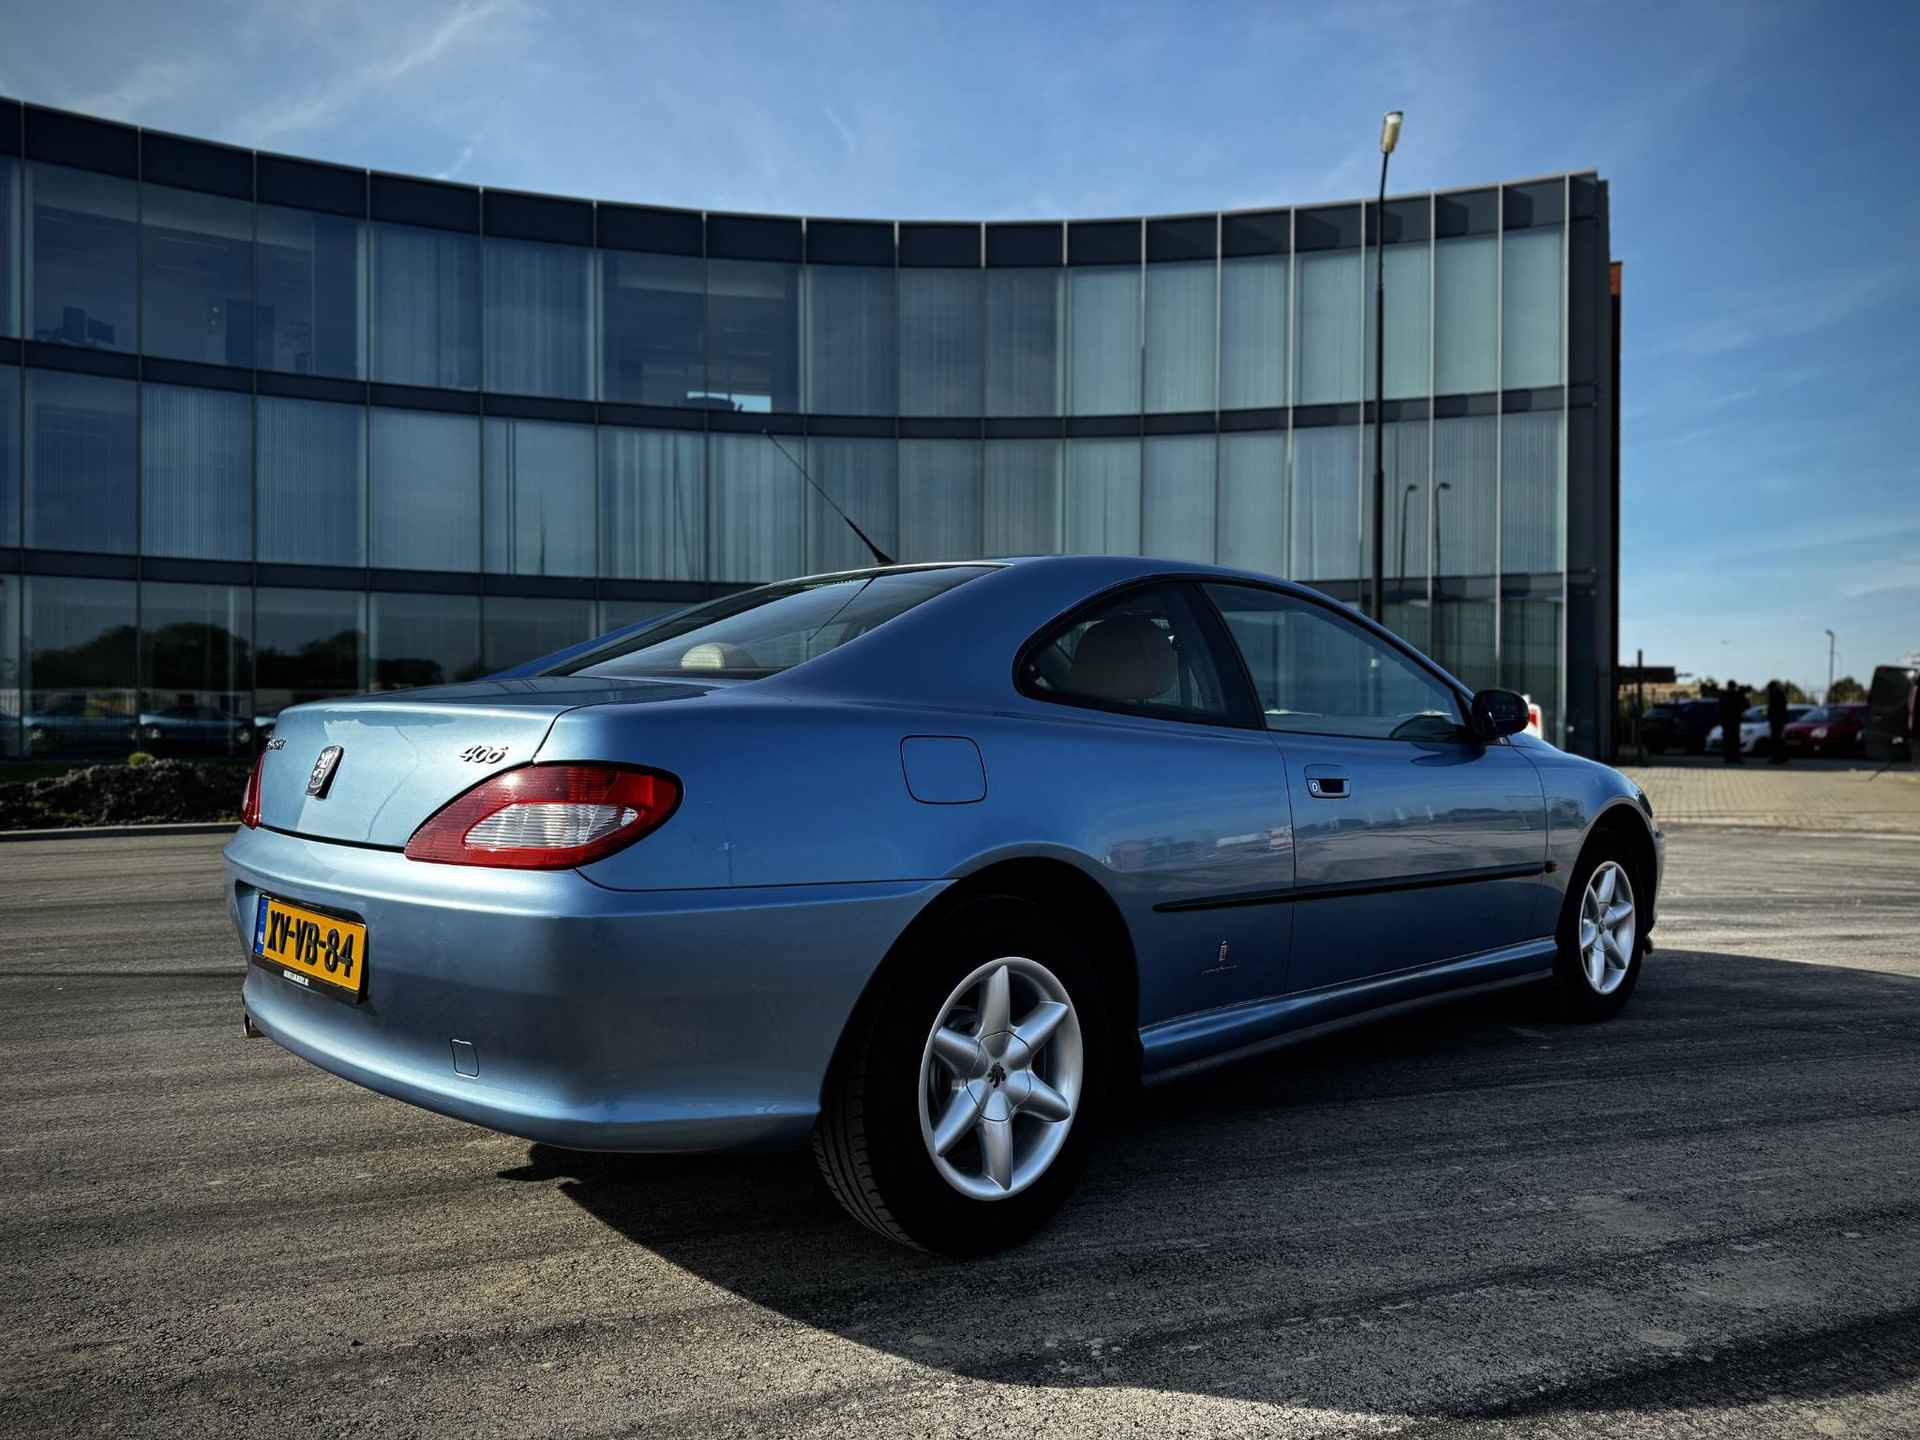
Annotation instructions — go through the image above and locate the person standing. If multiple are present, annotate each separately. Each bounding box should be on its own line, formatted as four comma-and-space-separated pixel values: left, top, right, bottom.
1721, 680, 1746, 765
1768, 680, 1790, 765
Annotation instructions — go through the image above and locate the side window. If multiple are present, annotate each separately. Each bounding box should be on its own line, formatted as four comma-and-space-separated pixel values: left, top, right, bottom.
1203, 584, 1462, 741
1019, 584, 1237, 725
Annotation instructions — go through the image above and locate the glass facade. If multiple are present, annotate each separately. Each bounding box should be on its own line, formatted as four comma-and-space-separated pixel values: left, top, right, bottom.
0, 100, 1612, 756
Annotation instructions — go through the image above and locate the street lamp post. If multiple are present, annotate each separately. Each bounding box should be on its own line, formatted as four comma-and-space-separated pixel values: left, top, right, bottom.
1370, 109, 1404, 625
1825, 628, 1837, 699
1396, 480, 1418, 586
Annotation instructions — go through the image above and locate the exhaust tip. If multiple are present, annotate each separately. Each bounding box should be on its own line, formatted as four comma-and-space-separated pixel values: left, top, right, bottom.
242, 1010, 264, 1039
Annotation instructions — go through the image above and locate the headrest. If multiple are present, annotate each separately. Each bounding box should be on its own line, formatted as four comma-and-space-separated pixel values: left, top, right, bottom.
1068, 616, 1176, 702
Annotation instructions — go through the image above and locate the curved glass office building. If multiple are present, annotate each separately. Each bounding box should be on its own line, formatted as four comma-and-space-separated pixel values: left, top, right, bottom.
0, 100, 1617, 760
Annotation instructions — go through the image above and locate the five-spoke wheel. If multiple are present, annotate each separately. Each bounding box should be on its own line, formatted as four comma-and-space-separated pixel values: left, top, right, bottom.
919, 958, 1083, 1201
1577, 860, 1636, 996
814, 895, 1105, 1254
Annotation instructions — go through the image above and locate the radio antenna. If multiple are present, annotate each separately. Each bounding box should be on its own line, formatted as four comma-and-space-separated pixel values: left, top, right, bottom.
761, 430, 894, 567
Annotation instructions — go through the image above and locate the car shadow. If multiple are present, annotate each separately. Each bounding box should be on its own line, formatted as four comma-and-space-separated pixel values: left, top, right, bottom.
499, 952, 1920, 1423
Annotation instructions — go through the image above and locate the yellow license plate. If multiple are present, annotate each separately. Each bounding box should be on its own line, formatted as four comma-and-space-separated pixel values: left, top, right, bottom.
252, 895, 367, 1000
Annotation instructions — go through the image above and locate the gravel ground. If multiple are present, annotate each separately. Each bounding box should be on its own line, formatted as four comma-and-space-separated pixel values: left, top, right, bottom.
1, 825, 1917, 1438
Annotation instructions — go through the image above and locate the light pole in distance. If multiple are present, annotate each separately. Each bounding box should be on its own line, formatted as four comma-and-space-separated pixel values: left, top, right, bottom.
1370, 108, 1404, 625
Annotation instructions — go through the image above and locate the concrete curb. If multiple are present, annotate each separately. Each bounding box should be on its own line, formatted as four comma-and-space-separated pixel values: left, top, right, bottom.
0, 821, 238, 843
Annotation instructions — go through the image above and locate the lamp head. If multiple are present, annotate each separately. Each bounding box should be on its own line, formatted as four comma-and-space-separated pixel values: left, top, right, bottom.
1380, 110, 1404, 155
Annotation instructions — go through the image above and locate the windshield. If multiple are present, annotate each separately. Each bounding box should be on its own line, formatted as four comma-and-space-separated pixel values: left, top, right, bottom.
564, 566, 994, 680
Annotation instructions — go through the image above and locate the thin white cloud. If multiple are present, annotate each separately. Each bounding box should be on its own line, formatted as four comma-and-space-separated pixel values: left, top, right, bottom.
60, 57, 209, 124
243, 0, 531, 144
1666, 266, 1904, 358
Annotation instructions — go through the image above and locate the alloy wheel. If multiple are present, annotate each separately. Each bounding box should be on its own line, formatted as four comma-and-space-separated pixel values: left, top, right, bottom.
1577, 860, 1636, 996
917, 956, 1084, 1202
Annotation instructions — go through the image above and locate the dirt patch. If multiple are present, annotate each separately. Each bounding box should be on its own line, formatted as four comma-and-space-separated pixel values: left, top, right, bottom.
0, 760, 247, 830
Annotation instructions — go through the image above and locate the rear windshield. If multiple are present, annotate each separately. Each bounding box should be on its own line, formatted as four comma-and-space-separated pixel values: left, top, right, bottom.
563, 565, 993, 680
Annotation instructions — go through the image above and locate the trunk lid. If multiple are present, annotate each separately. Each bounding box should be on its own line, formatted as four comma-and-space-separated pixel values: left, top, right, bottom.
259, 677, 711, 847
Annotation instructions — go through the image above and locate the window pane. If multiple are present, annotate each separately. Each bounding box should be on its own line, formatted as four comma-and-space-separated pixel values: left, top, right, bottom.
483, 417, 595, 576
482, 595, 595, 672
1365, 243, 1431, 399
899, 269, 982, 416
257, 396, 365, 566
1217, 432, 1288, 576
599, 426, 705, 581
1145, 261, 1215, 413
1296, 251, 1360, 404
484, 236, 592, 399
600, 250, 704, 406
804, 436, 898, 574
138, 581, 253, 755
255, 204, 366, 378
0, 365, 17, 548
27, 370, 136, 553
23, 576, 137, 757
1501, 409, 1563, 575
1432, 415, 1497, 580
141, 184, 253, 367
370, 592, 481, 691
370, 408, 479, 571
1502, 226, 1563, 388
255, 587, 364, 716
984, 438, 1061, 555
28, 164, 137, 352
1360, 418, 1431, 583
0, 575, 18, 756
707, 258, 800, 413
985, 268, 1063, 417
1363, 419, 1432, 652
1434, 235, 1496, 394
1069, 267, 1140, 415
1064, 438, 1140, 555
371, 223, 480, 389
709, 433, 804, 581
806, 266, 896, 416
1502, 583, 1562, 744
1220, 256, 1288, 410
1019, 582, 1233, 723
1204, 583, 1456, 739
899, 439, 981, 562
0, 157, 19, 337
142, 384, 251, 560
1142, 434, 1215, 562
1289, 425, 1357, 582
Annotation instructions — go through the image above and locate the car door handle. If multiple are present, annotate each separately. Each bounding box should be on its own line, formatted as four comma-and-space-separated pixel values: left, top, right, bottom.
1304, 766, 1350, 799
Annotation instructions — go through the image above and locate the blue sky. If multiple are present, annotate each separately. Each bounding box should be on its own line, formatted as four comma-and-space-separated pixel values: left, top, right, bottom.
3, 0, 1915, 692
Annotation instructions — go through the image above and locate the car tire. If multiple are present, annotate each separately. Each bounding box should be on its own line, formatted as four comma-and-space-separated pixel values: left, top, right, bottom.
813, 894, 1109, 1255
1550, 843, 1645, 1022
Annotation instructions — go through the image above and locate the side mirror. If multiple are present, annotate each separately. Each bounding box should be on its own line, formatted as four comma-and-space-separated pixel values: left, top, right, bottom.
1471, 688, 1530, 740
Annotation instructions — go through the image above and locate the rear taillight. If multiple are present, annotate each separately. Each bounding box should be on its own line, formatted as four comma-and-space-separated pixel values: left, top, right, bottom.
241, 751, 265, 829
403, 764, 680, 869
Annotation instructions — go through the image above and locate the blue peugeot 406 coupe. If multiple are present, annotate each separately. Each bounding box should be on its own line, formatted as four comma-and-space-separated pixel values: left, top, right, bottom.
225, 556, 1661, 1253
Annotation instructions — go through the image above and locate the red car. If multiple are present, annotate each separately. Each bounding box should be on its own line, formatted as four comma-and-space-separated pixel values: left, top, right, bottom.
1783, 703, 1870, 757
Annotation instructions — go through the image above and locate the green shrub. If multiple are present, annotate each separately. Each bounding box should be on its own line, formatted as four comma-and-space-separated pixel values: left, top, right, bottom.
127, 751, 157, 768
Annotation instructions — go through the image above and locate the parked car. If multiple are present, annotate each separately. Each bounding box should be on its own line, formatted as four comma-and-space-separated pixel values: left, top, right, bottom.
225, 556, 1663, 1254
1867, 665, 1917, 765
1640, 699, 1719, 755
1782, 703, 1870, 758
1707, 703, 1813, 757
24, 694, 134, 754
128, 703, 254, 755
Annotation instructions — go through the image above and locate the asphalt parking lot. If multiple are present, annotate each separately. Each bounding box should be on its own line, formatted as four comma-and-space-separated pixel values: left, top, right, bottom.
3, 819, 1919, 1438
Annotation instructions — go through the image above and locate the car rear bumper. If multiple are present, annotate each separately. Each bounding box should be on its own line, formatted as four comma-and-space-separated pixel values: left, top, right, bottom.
224, 825, 944, 1153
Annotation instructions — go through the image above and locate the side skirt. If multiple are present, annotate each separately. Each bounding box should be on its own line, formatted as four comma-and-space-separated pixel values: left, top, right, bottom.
1138, 938, 1559, 1086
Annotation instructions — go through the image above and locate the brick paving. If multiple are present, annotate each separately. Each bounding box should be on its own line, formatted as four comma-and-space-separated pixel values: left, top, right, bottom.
1618, 756, 1920, 833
